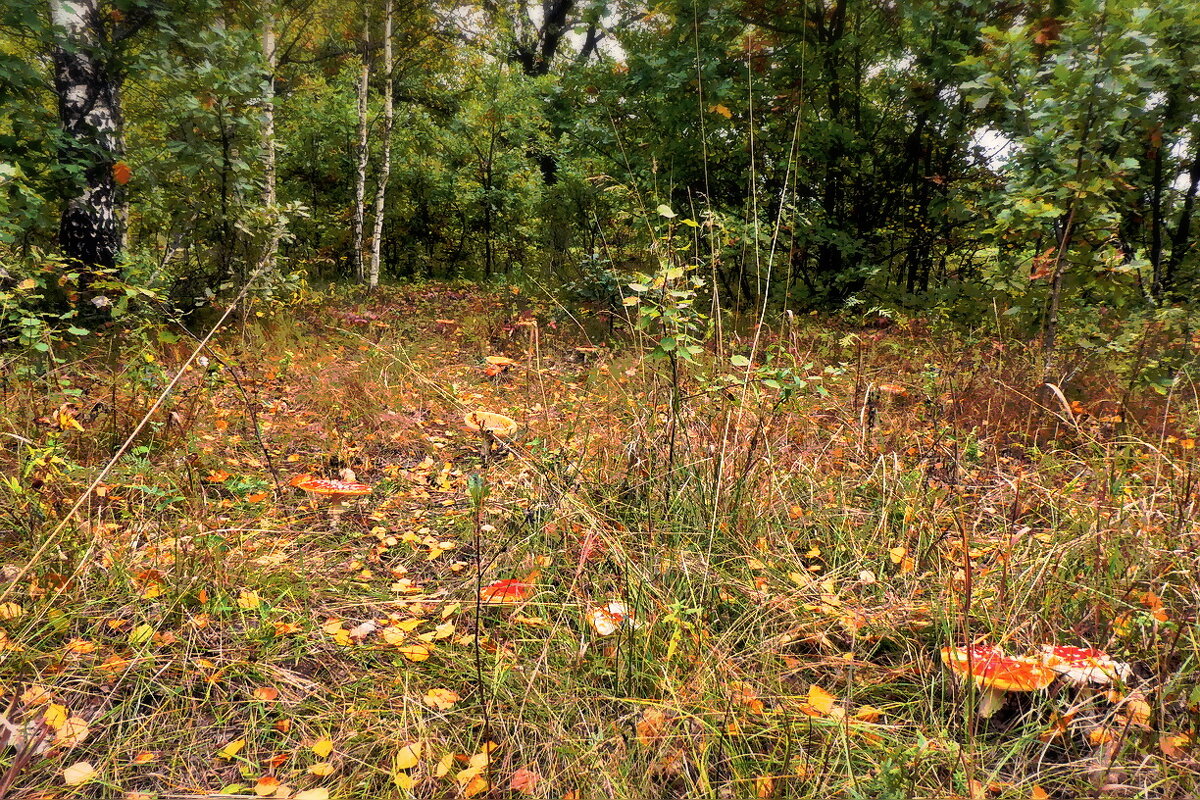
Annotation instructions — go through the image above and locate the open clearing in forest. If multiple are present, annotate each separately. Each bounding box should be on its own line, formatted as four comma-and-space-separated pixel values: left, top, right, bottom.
2, 285, 1199, 799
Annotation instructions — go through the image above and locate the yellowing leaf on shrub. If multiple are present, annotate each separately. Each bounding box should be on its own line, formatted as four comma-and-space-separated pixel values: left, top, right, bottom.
710, 104, 732, 118
63, 761, 98, 786
311, 738, 334, 758
395, 742, 422, 770
424, 688, 460, 710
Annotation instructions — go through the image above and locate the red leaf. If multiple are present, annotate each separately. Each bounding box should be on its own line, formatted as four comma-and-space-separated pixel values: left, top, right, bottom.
112, 161, 132, 185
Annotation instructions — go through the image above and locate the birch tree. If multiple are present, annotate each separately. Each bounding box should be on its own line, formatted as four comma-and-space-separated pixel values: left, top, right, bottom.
48, 0, 123, 269
349, 3, 371, 281
367, 0, 393, 289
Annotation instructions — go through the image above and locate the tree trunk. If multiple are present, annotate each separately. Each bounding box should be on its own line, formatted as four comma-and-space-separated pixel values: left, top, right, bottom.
368, 0, 393, 290
261, 9, 280, 274
49, 0, 122, 269
349, 3, 371, 281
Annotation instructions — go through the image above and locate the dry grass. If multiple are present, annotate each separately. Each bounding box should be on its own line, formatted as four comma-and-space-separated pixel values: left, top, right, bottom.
2, 284, 1199, 799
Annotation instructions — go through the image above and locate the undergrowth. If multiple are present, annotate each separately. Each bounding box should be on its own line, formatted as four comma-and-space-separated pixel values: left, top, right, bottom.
2, 284, 1199, 799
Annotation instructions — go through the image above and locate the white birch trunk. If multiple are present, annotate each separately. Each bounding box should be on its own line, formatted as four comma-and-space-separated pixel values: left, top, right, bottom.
350, 4, 371, 281
367, 0, 393, 290
48, 0, 122, 268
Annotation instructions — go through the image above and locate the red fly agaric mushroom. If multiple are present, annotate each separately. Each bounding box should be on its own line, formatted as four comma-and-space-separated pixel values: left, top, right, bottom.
479, 578, 533, 605
941, 644, 1056, 718
1040, 645, 1132, 685
290, 475, 372, 518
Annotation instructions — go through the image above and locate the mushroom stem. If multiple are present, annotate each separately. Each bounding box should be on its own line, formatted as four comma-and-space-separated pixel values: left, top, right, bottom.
977, 687, 1007, 718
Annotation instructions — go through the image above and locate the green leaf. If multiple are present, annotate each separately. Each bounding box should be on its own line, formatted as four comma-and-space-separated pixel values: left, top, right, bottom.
656, 204, 676, 219
67, 327, 89, 336
730, 354, 751, 367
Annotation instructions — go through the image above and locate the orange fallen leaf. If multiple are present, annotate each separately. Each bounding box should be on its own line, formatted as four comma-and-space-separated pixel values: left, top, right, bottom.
255, 776, 281, 797
253, 686, 280, 701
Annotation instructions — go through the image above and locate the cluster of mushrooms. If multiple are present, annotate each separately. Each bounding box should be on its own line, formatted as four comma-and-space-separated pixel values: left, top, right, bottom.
942, 643, 1133, 718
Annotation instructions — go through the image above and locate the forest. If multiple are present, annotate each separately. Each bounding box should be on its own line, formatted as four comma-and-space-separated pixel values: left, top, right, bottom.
2, 0, 1200, 797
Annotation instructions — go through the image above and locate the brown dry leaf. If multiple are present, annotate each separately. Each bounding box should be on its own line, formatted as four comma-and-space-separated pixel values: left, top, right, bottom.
424, 688, 460, 710
756, 775, 775, 798
636, 708, 667, 745
509, 767, 540, 795
63, 761, 98, 786
1160, 733, 1191, 759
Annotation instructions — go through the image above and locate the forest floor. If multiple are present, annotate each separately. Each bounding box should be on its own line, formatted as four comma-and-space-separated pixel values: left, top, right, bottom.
2, 283, 1199, 799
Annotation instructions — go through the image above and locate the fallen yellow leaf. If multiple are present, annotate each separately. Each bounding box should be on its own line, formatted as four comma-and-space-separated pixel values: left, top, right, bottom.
218, 739, 247, 759
395, 742, 422, 770
63, 761, 98, 786
311, 738, 334, 758
424, 688, 460, 710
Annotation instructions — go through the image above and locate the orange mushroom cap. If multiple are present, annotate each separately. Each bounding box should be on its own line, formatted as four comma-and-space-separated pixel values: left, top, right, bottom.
941, 644, 1055, 692
291, 476, 372, 497
479, 578, 533, 604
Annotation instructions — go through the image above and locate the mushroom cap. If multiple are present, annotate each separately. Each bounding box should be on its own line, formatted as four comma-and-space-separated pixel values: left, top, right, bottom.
1040, 645, 1131, 684
484, 356, 518, 367
479, 578, 533, 604
588, 601, 635, 636
291, 476, 372, 497
941, 644, 1056, 692
463, 411, 519, 438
